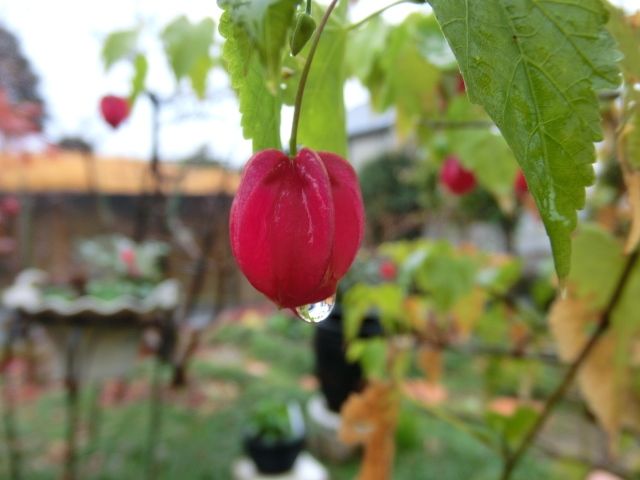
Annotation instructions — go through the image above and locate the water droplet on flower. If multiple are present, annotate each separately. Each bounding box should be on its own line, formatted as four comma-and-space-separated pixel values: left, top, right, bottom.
295, 295, 336, 323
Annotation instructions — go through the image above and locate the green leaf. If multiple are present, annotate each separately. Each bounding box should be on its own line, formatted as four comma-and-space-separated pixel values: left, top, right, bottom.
414, 13, 457, 70
347, 338, 388, 379
568, 224, 625, 309
381, 15, 441, 134
220, 11, 282, 151
414, 242, 477, 312
102, 29, 139, 70
445, 98, 518, 204
162, 16, 215, 92
605, 3, 640, 170
298, 9, 348, 156
345, 16, 390, 81
430, 0, 621, 278
129, 53, 148, 103
605, 2, 640, 80
218, 0, 301, 92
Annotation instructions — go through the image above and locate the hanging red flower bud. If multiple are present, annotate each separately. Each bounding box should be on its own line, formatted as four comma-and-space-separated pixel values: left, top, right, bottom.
514, 170, 528, 195
0, 196, 20, 217
439, 155, 476, 195
100, 95, 130, 129
230, 148, 364, 310
379, 260, 397, 281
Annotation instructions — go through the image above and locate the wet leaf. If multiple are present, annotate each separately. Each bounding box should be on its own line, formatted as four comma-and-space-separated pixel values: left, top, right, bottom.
430, 0, 621, 278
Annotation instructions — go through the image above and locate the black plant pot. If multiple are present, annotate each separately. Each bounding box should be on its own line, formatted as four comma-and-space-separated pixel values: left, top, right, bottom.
244, 435, 305, 475
313, 305, 382, 413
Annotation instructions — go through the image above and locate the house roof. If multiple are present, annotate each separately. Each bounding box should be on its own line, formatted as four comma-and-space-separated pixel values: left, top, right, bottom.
0, 151, 240, 195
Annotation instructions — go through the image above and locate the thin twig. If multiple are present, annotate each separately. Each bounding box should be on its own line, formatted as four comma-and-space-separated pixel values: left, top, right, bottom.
500, 248, 640, 480
346, 0, 409, 31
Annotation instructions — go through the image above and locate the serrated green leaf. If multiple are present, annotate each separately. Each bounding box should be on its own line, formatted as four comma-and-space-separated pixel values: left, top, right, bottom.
430, 0, 621, 278
297, 14, 348, 156
218, 0, 300, 92
220, 11, 282, 152
129, 53, 148, 103
162, 16, 215, 88
102, 29, 139, 70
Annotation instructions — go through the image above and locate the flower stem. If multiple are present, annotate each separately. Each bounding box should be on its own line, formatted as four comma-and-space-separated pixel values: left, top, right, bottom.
289, 0, 340, 157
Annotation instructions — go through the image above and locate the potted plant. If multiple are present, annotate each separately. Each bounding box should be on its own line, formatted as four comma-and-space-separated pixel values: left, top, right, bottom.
243, 399, 306, 475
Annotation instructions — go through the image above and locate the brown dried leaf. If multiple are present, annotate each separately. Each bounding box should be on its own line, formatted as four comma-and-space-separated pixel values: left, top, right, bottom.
340, 382, 398, 480
417, 345, 443, 384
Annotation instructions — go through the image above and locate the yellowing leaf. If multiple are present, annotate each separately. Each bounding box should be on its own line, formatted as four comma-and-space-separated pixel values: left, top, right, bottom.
578, 333, 640, 440
417, 345, 443, 384
548, 297, 596, 362
340, 382, 398, 480
549, 296, 640, 442
450, 287, 487, 338
622, 169, 640, 253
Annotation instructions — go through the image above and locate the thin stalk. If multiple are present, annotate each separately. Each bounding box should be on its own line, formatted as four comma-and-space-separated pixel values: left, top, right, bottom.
500, 248, 640, 480
289, 0, 340, 157
346, 0, 411, 31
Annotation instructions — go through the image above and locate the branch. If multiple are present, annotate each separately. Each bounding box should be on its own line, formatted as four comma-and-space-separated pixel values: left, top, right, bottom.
500, 247, 640, 480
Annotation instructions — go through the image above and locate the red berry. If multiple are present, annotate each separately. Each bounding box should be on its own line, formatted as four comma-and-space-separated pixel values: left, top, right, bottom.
514, 170, 528, 195
440, 156, 476, 195
379, 260, 397, 281
100, 95, 130, 128
230, 148, 364, 309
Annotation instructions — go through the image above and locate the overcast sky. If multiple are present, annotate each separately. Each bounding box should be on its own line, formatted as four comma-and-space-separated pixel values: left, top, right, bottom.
0, 0, 638, 167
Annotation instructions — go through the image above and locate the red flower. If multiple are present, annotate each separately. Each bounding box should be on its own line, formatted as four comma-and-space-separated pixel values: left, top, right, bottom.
0, 196, 20, 217
440, 156, 476, 195
100, 95, 130, 128
119, 248, 139, 276
379, 260, 397, 281
230, 148, 364, 309
514, 170, 528, 195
